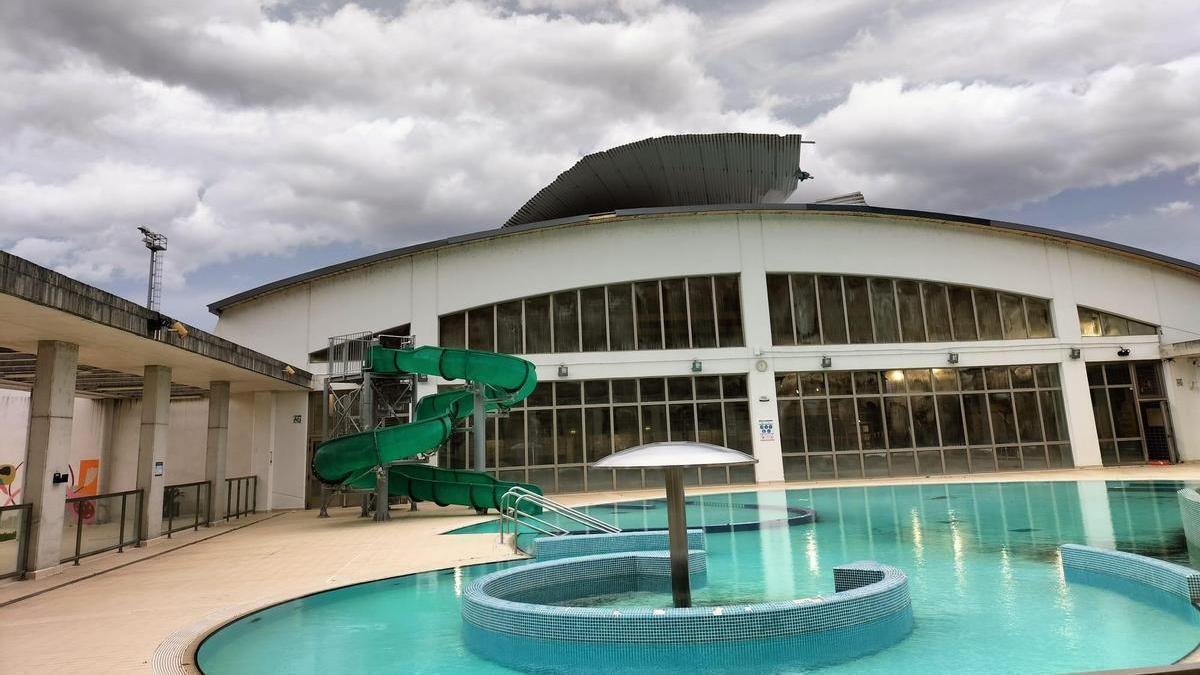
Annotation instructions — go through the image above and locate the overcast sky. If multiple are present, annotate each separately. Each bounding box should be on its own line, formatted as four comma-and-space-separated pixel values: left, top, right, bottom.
2, 0, 1198, 330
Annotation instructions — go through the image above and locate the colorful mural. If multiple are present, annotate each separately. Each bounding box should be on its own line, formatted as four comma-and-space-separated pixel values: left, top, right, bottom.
66, 459, 100, 523
0, 462, 20, 506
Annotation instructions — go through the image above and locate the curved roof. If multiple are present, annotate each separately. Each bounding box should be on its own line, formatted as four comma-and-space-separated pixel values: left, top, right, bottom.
503, 133, 808, 227
207, 203, 1200, 314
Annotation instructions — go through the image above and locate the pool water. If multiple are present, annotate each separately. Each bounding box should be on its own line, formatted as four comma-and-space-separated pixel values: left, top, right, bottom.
198, 480, 1200, 674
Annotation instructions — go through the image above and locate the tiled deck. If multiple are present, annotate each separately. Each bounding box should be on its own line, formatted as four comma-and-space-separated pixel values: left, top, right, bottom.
1, 465, 1199, 673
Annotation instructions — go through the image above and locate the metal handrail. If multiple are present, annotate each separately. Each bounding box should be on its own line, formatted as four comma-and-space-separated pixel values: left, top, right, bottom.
0, 503, 32, 580
164, 480, 211, 538
61, 488, 143, 565
498, 487, 619, 552
225, 475, 257, 521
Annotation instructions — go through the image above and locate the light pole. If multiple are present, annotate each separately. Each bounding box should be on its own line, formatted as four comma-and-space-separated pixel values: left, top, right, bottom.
137, 226, 167, 312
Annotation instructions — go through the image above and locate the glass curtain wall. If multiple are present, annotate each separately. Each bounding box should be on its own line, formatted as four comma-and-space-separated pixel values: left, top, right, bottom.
439, 275, 744, 354
766, 274, 1054, 345
1088, 361, 1171, 465
776, 364, 1072, 480
1077, 307, 1158, 337
439, 375, 754, 493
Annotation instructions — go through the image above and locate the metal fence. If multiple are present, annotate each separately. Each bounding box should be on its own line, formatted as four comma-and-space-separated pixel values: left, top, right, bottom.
226, 475, 257, 520
164, 480, 211, 538
0, 503, 32, 580
61, 489, 142, 566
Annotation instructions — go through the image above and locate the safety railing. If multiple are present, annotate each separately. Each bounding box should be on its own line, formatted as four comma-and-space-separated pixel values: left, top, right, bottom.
61, 489, 142, 566
498, 486, 619, 553
225, 475, 257, 521
0, 503, 32, 580
164, 480, 211, 538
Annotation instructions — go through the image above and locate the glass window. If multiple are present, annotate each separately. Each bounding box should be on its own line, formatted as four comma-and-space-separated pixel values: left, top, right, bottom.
999, 293, 1028, 339
923, 283, 953, 341
556, 409, 583, 464
499, 411, 525, 467
1086, 364, 1105, 386
688, 277, 717, 348
580, 287, 607, 352
963, 394, 991, 445
937, 395, 965, 446
524, 296, 552, 353
552, 291, 579, 353
883, 370, 906, 394
827, 371, 853, 396
721, 375, 747, 399
800, 372, 826, 397
527, 381, 553, 407
803, 400, 832, 452
528, 409, 555, 465
714, 275, 744, 347
896, 280, 925, 342
844, 276, 874, 344
440, 312, 465, 349
776, 373, 800, 397
870, 278, 900, 342
960, 368, 985, 391
584, 380, 609, 405
932, 368, 958, 392
661, 278, 690, 349
1090, 389, 1114, 439
974, 289, 1003, 340
857, 397, 886, 450
1104, 363, 1132, 385
1135, 363, 1163, 398
607, 284, 635, 351
1128, 318, 1157, 336
949, 286, 978, 341
1010, 365, 1035, 389
1108, 388, 1140, 437
885, 397, 912, 448
988, 393, 1017, 443
694, 376, 721, 400
696, 402, 724, 446
1014, 391, 1042, 442
779, 399, 804, 452
668, 403, 697, 442
830, 398, 858, 451
854, 371, 880, 395
496, 301, 523, 354
818, 275, 848, 344
724, 402, 751, 452
1078, 307, 1102, 337
641, 405, 668, 443
905, 369, 932, 393
634, 281, 663, 350
767, 274, 795, 346
793, 274, 821, 345
611, 379, 637, 403
555, 381, 580, 406
1026, 298, 1053, 338
667, 377, 693, 401
1102, 313, 1129, 337
639, 378, 665, 401
1039, 391, 1066, 441
911, 396, 938, 447
468, 307, 494, 351
1035, 365, 1060, 389
612, 406, 640, 451
985, 367, 1010, 390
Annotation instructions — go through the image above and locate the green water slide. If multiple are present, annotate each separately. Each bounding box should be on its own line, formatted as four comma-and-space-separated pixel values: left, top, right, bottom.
312, 345, 542, 512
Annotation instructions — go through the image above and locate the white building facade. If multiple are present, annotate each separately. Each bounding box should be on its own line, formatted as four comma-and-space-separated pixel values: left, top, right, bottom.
211, 205, 1200, 495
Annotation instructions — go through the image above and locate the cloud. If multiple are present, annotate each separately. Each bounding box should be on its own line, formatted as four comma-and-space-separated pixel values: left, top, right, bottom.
1155, 201, 1195, 216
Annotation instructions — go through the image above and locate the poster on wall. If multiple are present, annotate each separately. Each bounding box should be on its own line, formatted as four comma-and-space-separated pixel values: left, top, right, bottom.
757, 419, 776, 442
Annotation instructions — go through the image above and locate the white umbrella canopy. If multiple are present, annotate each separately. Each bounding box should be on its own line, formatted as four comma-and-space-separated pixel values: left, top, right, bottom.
592, 442, 757, 469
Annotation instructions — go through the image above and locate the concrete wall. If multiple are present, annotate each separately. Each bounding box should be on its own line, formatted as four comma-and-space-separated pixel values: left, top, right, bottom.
213, 210, 1200, 481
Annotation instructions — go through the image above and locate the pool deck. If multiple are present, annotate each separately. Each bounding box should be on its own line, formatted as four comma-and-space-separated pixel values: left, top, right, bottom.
2, 465, 1200, 673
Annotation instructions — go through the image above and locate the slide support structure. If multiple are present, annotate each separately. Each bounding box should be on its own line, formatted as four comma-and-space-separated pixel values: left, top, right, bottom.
473, 384, 487, 473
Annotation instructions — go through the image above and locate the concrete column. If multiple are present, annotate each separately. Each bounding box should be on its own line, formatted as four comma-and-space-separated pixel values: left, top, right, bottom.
205, 381, 230, 522
736, 213, 784, 482
1060, 359, 1102, 467
23, 340, 79, 576
137, 365, 171, 540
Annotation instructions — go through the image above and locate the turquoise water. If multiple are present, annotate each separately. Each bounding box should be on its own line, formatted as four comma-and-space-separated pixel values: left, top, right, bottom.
198, 480, 1200, 674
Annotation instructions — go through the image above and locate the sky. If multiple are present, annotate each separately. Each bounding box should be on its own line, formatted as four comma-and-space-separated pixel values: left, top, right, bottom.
1, 0, 1198, 331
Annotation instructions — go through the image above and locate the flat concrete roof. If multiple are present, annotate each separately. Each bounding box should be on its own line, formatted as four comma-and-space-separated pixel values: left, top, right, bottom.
208, 203, 1200, 314
0, 252, 311, 398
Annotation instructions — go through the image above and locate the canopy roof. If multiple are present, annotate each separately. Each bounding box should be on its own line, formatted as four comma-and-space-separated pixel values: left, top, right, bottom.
593, 441, 758, 469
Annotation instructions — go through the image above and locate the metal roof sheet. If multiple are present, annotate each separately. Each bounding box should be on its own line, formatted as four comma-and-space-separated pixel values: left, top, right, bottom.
502, 133, 807, 227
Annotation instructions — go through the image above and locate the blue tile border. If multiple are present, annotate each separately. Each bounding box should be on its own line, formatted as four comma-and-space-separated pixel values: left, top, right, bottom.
1060, 543, 1200, 604
1178, 489, 1200, 552
534, 529, 706, 560
461, 546, 912, 670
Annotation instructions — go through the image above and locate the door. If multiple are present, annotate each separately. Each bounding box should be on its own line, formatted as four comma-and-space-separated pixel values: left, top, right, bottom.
1140, 401, 1176, 463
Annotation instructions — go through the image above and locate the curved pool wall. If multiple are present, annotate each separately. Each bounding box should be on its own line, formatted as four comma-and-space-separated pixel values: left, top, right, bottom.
462, 533, 912, 672
1178, 488, 1200, 551
533, 529, 706, 559
1061, 543, 1200, 617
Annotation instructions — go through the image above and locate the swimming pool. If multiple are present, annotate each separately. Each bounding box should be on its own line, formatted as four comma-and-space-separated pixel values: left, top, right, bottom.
197, 480, 1200, 673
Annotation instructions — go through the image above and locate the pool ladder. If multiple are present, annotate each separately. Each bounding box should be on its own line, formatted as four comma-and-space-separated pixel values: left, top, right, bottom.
498, 486, 620, 553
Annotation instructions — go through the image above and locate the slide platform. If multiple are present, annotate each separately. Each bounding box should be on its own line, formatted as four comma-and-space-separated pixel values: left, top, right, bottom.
312, 345, 542, 512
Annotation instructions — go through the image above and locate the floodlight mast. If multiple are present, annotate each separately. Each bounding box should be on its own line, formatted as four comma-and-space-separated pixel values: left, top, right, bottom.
138, 226, 168, 312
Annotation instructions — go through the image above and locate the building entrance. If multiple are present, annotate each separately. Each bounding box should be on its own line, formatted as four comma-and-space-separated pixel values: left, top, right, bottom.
1088, 361, 1175, 465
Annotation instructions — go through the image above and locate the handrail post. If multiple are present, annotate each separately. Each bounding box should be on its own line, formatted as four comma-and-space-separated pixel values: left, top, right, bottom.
226, 479, 232, 522
167, 488, 175, 539
137, 489, 145, 545
235, 479, 241, 520
118, 493, 127, 553
251, 476, 257, 515
194, 483, 202, 531
73, 500, 84, 565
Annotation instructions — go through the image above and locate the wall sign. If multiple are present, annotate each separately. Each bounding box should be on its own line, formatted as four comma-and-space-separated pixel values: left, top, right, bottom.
757, 419, 775, 442
293, 414, 303, 424
153, 461, 164, 477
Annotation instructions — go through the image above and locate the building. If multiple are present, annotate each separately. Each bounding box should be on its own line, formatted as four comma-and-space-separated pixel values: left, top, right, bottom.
209, 133, 1200, 496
